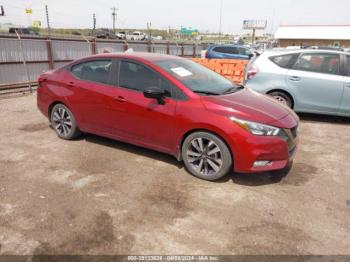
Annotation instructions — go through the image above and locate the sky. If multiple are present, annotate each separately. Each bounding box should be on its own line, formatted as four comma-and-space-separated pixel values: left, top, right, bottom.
1, 0, 350, 34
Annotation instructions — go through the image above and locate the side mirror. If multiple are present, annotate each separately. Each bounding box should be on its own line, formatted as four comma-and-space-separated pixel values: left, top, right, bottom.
143, 86, 166, 104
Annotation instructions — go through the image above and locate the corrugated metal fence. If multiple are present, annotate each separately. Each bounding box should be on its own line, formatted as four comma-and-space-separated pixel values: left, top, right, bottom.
0, 36, 205, 88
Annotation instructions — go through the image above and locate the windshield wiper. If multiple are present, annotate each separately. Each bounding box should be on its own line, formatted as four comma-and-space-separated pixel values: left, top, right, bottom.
192, 90, 221, 96
223, 85, 245, 94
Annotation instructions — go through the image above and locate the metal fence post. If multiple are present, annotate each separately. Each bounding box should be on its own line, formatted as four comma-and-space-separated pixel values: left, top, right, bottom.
123, 40, 128, 51
15, 30, 32, 93
46, 40, 54, 70
147, 41, 152, 53
166, 41, 170, 55
193, 44, 196, 57
181, 43, 184, 57
91, 39, 97, 54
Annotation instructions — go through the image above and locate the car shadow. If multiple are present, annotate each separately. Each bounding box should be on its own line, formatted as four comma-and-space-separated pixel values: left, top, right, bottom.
51, 128, 293, 186
298, 113, 350, 124
76, 133, 291, 186
214, 167, 290, 186
83, 133, 183, 169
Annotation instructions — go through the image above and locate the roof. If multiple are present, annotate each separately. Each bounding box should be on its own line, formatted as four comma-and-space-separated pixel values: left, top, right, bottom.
262, 48, 348, 57
92, 52, 182, 62
275, 25, 350, 40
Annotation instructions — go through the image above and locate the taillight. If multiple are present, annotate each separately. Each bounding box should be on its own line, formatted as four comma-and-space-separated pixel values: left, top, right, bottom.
246, 64, 258, 80
38, 77, 47, 87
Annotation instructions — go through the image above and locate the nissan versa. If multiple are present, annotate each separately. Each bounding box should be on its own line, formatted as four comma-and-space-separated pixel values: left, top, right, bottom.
37, 53, 299, 181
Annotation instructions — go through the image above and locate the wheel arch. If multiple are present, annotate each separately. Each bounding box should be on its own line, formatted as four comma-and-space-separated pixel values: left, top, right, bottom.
48, 101, 69, 120
266, 89, 295, 109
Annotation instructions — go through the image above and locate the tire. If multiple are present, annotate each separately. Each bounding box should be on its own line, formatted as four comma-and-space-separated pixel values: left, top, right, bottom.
268, 91, 293, 108
50, 104, 81, 140
182, 131, 232, 181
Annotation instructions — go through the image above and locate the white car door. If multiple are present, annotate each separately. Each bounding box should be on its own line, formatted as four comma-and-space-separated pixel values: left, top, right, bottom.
340, 55, 350, 115
286, 52, 344, 114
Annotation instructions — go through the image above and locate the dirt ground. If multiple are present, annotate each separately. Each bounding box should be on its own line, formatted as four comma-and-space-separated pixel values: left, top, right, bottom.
0, 94, 350, 255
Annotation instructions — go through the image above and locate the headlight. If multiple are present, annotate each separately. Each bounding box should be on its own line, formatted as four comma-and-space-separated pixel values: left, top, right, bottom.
229, 116, 280, 136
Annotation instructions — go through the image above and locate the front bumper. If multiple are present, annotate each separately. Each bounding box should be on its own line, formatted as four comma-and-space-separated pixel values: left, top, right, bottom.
230, 125, 299, 173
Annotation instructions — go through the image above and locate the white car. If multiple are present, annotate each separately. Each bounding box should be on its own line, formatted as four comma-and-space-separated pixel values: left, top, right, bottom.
116, 31, 127, 40
126, 31, 146, 41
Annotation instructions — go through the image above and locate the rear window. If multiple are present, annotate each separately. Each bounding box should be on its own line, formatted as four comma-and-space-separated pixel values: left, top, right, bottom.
292, 53, 340, 75
213, 46, 239, 54
71, 60, 112, 84
269, 54, 295, 68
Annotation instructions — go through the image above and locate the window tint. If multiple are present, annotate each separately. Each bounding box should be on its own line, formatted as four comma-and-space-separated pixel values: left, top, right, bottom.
269, 54, 295, 68
292, 53, 340, 75
119, 61, 172, 97
213, 46, 238, 54
71, 60, 112, 84
346, 56, 350, 76
238, 47, 251, 56
154, 59, 236, 95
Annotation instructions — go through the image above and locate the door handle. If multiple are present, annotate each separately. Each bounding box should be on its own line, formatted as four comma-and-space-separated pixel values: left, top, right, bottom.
288, 76, 301, 82
345, 83, 350, 88
67, 81, 75, 87
114, 96, 126, 103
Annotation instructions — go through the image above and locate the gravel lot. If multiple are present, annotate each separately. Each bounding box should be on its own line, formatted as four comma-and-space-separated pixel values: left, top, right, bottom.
0, 94, 350, 255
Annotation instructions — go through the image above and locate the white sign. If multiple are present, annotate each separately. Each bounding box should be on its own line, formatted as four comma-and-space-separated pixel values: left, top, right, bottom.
170, 67, 193, 77
243, 20, 267, 30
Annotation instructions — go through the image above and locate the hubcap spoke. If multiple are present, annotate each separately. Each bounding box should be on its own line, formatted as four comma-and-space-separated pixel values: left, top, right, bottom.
187, 150, 201, 157
207, 146, 220, 156
191, 140, 202, 153
197, 159, 204, 173
53, 112, 60, 121
203, 161, 209, 175
207, 158, 220, 172
197, 138, 204, 152
55, 123, 61, 131
188, 157, 200, 163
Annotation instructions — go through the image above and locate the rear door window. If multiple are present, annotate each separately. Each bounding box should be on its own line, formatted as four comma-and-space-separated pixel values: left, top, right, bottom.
71, 60, 112, 84
269, 54, 296, 68
292, 53, 340, 75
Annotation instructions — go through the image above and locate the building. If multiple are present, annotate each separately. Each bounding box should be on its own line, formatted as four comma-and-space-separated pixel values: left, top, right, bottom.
275, 25, 350, 48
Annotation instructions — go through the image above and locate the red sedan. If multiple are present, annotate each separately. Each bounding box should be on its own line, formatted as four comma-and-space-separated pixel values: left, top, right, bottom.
37, 53, 299, 181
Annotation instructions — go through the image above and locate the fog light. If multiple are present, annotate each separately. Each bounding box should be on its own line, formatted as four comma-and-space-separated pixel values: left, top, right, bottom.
253, 160, 272, 168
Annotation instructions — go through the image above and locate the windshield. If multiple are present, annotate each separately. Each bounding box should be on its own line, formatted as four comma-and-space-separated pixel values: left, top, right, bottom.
154, 59, 240, 95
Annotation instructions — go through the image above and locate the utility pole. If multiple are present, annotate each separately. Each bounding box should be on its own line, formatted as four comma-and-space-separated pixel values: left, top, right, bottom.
147, 22, 152, 40
111, 7, 117, 33
0, 5, 5, 16
45, 5, 51, 37
92, 13, 96, 36
218, 0, 223, 43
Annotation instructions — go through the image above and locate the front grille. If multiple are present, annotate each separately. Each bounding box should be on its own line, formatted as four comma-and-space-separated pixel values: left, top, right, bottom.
290, 125, 298, 139
279, 125, 298, 153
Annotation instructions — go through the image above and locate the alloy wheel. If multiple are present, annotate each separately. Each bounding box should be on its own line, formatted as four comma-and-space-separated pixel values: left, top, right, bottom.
52, 107, 73, 137
186, 137, 223, 177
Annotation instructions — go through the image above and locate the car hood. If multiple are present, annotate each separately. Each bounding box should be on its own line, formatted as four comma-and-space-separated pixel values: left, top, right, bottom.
201, 87, 298, 128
